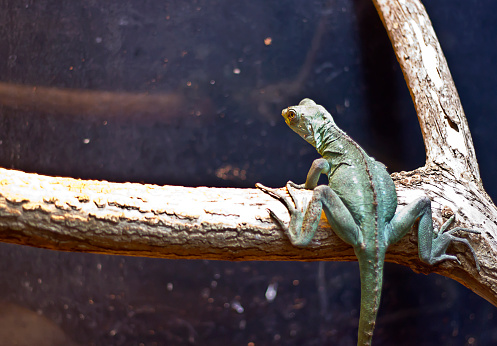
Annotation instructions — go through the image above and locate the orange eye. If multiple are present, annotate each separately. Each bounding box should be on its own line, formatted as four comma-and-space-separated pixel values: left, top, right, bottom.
287, 110, 296, 120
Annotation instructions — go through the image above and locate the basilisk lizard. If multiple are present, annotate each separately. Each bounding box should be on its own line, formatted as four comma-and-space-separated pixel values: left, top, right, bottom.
256, 98, 480, 345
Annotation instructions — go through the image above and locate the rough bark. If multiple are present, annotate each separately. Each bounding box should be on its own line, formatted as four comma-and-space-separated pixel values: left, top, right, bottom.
371, 0, 497, 306
373, 0, 480, 182
0, 0, 496, 307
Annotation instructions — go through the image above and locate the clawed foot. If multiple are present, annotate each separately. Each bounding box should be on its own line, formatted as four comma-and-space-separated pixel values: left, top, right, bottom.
255, 182, 301, 227
434, 215, 481, 271
256, 182, 308, 244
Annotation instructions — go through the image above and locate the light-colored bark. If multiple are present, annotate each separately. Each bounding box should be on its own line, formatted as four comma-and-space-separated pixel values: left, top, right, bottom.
0, 0, 495, 307
373, 0, 480, 182
371, 0, 497, 306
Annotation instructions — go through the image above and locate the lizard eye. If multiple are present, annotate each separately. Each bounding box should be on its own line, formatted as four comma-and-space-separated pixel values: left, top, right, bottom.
287, 110, 297, 121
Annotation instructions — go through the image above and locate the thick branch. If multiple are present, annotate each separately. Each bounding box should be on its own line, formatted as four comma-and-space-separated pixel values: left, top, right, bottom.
0, 166, 496, 306
373, 0, 480, 183
366, 0, 497, 305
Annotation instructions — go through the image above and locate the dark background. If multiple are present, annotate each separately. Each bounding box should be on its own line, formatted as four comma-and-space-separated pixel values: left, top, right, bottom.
0, 0, 495, 345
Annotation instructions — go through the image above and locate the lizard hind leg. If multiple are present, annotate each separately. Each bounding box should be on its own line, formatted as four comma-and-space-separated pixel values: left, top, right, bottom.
257, 182, 361, 247
389, 197, 480, 271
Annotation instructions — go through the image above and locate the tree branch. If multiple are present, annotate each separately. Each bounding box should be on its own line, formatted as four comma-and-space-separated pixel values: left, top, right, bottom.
371, 0, 497, 306
0, 0, 496, 308
372, 0, 481, 183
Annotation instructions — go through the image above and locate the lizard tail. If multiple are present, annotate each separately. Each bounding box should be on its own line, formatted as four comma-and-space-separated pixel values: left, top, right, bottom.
356, 252, 385, 346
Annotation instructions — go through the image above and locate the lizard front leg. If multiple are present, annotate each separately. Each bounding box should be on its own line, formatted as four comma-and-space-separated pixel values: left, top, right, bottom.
256, 182, 361, 247
388, 197, 480, 270
281, 158, 331, 191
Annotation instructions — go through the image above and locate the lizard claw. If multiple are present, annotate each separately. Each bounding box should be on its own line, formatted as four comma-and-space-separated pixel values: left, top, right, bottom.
256, 183, 293, 232
287, 181, 306, 189
257, 182, 311, 246
256, 183, 296, 213
266, 208, 287, 231
434, 216, 481, 271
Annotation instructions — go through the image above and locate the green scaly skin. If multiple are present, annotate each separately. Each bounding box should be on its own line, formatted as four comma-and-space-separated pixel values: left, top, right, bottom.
256, 98, 480, 346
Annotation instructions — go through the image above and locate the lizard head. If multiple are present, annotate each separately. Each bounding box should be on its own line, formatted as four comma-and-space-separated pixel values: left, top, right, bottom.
281, 98, 335, 148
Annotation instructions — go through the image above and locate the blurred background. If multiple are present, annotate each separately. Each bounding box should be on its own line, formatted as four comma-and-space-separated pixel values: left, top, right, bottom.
0, 0, 495, 344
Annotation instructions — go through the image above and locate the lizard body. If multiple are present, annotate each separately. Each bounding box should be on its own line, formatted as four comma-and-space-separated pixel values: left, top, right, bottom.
256, 98, 480, 345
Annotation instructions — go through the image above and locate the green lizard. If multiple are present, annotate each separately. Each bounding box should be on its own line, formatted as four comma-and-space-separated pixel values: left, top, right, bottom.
256, 98, 480, 346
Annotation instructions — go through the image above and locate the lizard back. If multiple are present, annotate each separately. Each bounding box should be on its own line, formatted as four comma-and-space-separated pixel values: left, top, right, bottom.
317, 124, 397, 242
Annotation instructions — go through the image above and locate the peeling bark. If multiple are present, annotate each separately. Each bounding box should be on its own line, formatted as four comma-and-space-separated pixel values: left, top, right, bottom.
0, 0, 496, 308
373, 0, 480, 182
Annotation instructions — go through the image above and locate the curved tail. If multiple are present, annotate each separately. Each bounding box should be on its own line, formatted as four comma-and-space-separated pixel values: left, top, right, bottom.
356, 252, 385, 346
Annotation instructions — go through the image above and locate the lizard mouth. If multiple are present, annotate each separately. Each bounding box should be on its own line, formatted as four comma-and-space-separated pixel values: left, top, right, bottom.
281, 108, 291, 122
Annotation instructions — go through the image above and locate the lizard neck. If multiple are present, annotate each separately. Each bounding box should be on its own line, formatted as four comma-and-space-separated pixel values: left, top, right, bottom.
314, 122, 344, 156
